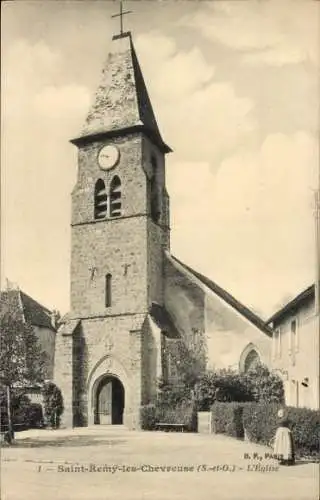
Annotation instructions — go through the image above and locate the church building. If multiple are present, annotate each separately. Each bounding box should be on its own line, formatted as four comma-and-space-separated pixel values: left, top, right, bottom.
54, 29, 272, 429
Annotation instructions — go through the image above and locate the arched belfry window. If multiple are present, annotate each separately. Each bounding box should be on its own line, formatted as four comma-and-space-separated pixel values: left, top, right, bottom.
150, 156, 160, 223
110, 175, 122, 217
105, 273, 112, 308
94, 179, 108, 220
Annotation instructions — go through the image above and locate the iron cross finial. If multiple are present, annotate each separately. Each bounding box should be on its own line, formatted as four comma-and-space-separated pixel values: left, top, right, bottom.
111, 1, 132, 36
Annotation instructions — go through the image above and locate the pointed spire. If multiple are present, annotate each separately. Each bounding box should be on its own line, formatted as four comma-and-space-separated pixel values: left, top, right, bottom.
72, 32, 171, 153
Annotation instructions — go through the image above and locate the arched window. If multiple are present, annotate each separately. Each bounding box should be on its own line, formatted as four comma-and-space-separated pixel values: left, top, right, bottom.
244, 349, 260, 373
150, 156, 160, 223
94, 179, 108, 220
110, 176, 121, 217
239, 343, 261, 373
105, 273, 112, 308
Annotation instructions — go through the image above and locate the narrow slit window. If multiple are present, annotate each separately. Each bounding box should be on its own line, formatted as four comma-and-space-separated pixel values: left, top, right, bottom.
94, 179, 108, 220
110, 175, 121, 217
105, 274, 112, 308
150, 156, 160, 223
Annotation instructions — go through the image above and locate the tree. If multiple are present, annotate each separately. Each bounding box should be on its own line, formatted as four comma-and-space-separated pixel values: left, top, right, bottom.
156, 328, 208, 411
42, 382, 64, 429
164, 328, 208, 393
0, 310, 46, 442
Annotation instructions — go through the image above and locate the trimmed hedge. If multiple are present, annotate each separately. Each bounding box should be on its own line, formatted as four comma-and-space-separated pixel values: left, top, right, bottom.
211, 402, 320, 459
243, 403, 320, 459
287, 406, 320, 457
242, 402, 281, 445
211, 402, 246, 438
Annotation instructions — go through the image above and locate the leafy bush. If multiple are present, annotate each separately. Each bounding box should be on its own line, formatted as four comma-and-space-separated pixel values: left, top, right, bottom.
195, 366, 284, 411
211, 402, 247, 438
154, 380, 198, 432
140, 404, 156, 430
11, 394, 32, 431
243, 403, 320, 459
195, 370, 253, 410
14, 401, 44, 430
242, 365, 284, 403
155, 400, 197, 432
0, 393, 44, 432
42, 382, 64, 429
26, 403, 44, 428
157, 381, 192, 407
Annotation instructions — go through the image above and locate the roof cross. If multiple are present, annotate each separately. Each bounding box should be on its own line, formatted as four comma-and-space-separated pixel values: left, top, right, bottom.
111, 1, 132, 37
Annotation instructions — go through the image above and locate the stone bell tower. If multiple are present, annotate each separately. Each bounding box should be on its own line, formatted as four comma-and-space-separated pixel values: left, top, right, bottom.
54, 29, 172, 428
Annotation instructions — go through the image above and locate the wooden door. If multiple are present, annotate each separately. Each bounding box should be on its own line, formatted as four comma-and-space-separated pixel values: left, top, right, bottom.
98, 380, 112, 424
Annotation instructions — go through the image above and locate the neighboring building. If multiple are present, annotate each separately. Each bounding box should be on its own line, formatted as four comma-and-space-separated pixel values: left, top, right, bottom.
0, 287, 57, 380
54, 30, 272, 429
267, 284, 319, 410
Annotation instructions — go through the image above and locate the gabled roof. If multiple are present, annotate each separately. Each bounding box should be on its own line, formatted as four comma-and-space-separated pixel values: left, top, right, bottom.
266, 284, 315, 325
166, 253, 272, 337
0, 289, 56, 331
72, 32, 171, 153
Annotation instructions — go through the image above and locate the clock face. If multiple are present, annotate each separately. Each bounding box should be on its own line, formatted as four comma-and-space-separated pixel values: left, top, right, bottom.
98, 145, 120, 170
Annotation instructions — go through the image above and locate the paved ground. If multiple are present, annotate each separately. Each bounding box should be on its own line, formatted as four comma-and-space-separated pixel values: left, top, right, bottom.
1, 426, 318, 500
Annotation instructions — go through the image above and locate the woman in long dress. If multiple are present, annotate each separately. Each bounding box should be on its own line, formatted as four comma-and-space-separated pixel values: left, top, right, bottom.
273, 408, 295, 466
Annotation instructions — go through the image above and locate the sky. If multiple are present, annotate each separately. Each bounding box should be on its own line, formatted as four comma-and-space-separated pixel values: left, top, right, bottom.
1, 0, 319, 319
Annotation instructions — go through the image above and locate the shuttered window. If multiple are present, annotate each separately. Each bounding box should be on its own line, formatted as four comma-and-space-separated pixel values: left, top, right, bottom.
94, 179, 108, 220
110, 176, 122, 217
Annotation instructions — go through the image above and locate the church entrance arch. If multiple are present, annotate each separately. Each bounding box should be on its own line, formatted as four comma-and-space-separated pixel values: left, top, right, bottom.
95, 375, 125, 425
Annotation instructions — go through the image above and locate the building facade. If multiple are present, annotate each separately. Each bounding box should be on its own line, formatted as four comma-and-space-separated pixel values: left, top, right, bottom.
0, 287, 57, 380
54, 31, 273, 429
268, 285, 319, 410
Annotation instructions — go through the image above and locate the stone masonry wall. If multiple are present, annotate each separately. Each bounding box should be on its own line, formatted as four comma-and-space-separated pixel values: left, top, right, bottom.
72, 314, 146, 428
72, 133, 146, 225
66, 116, 168, 428
141, 317, 159, 404
70, 217, 148, 318
54, 330, 74, 428
147, 221, 164, 307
